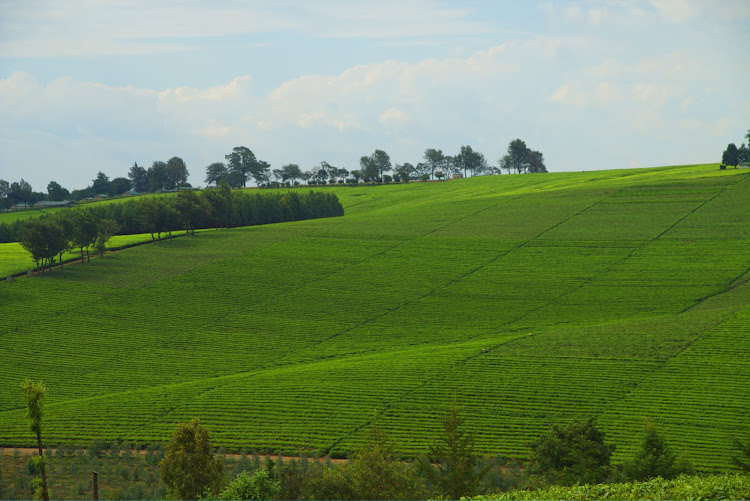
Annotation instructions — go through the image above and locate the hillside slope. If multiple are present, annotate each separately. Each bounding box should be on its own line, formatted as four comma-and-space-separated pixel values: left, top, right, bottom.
1, 164, 748, 470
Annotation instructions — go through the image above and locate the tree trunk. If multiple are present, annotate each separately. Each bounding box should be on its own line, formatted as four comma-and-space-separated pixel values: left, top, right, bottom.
36, 432, 49, 501
59, 252, 64, 270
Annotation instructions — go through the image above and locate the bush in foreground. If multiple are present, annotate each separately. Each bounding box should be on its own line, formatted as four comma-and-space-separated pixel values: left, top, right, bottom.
464, 474, 750, 501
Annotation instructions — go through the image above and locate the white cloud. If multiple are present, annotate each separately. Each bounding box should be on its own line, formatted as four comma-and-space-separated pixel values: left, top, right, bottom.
0, 0, 490, 58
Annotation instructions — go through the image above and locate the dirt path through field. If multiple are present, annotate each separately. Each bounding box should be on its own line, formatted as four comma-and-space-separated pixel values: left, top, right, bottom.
0, 447, 346, 463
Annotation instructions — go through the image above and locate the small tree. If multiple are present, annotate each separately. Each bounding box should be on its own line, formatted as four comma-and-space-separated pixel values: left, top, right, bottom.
722, 143, 739, 168
347, 425, 428, 500
160, 418, 224, 500
623, 419, 692, 481
216, 470, 279, 501
21, 380, 49, 501
420, 400, 486, 499
94, 219, 119, 257
527, 418, 615, 487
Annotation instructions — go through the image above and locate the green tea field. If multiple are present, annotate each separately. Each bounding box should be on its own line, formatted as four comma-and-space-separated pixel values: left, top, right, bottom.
1, 164, 749, 471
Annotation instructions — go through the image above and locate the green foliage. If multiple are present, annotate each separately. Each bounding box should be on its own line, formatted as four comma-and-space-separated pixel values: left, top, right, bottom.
622, 419, 693, 481
527, 418, 615, 487
160, 418, 224, 500
466, 473, 750, 500
421, 400, 486, 499
215, 470, 280, 500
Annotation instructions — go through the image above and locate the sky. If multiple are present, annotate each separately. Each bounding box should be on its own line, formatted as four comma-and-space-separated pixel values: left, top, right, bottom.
0, 0, 748, 191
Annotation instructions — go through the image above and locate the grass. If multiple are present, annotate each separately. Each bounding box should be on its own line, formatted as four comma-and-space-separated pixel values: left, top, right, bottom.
1, 163, 748, 471
467, 473, 750, 500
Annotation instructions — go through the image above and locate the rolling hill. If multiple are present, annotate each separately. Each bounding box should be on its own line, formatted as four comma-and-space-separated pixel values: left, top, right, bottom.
1, 163, 748, 471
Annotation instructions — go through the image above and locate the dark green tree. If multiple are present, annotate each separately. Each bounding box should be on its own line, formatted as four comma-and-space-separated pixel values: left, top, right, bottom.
420, 400, 486, 499
21, 380, 49, 501
175, 190, 207, 236
225, 146, 258, 188
91, 171, 111, 195
46, 181, 70, 201
70, 210, 100, 262
394, 163, 414, 182
9, 179, 33, 205
623, 419, 692, 481
423, 148, 444, 180
280, 164, 303, 185
528, 149, 547, 173
94, 219, 119, 257
205, 162, 228, 187
722, 143, 739, 167
527, 418, 615, 487
18, 217, 67, 273
454, 145, 488, 178
148, 161, 170, 192
128, 162, 149, 192
160, 418, 224, 500
166, 156, 189, 189
371, 149, 392, 180
359, 155, 378, 182
110, 177, 132, 196
737, 143, 748, 164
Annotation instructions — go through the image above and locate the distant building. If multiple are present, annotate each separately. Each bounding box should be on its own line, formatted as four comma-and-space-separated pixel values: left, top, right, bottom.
10, 203, 32, 211
452, 173, 464, 179
122, 190, 140, 197
93, 194, 109, 201
739, 161, 750, 169
35, 200, 73, 208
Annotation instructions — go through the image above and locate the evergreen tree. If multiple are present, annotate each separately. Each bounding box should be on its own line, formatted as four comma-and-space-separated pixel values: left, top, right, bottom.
421, 400, 487, 498
623, 419, 691, 480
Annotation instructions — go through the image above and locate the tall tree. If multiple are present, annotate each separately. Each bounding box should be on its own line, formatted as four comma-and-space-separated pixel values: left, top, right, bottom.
20, 380, 49, 501
166, 156, 189, 189
9, 179, 33, 205
70, 210, 100, 262
454, 145, 487, 178
110, 177, 132, 195
722, 143, 739, 167
371, 149, 392, 179
128, 162, 149, 192
148, 161, 170, 192
527, 150, 547, 173
394, 163, 414, 182
423, 148, 444, 180
507, 139, 529, 173
92, 171, 111, 195
0, 179, 10, 210
225, 146, 258, 188
46, 181, 70, 201
280, 164, 303, 184
359, 155, 379, 182
18, 216, 67, 273
420, 400, 487, 499
160, 418, 224, 500
94, 219, 120, 257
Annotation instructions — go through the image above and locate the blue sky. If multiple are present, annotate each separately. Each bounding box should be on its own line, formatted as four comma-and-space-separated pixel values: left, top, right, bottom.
1, 0, 748, 190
